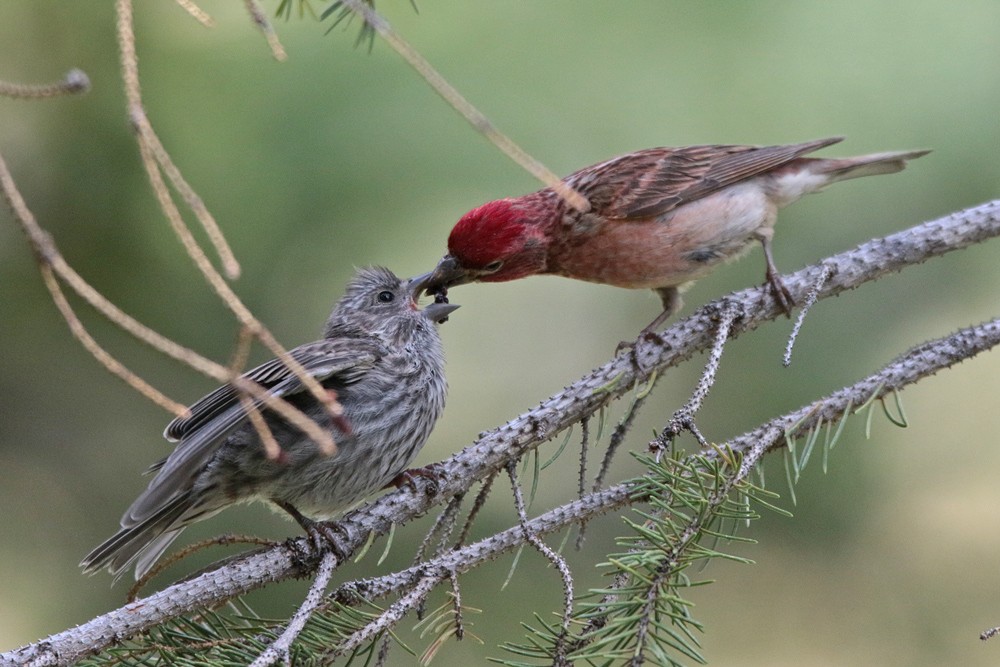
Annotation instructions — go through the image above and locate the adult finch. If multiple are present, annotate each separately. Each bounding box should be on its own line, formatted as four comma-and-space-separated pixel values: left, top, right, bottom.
421, 137, 928, 332
81, 266, 457, 580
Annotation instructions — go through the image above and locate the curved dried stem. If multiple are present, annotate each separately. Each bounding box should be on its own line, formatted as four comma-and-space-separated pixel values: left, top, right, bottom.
114, 0, 342, 451
2, 145, 336, 455
40, 265, 188, 416
244, 0, 287, 60
337, 0, 590, 213
173, 0, 214, 27
0, 150, 189, 416
0, 68, 90, 99
116, 0, 238, 281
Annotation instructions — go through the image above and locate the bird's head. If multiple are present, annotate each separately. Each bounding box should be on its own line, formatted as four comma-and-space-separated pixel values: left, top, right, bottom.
418, 199, 550, 296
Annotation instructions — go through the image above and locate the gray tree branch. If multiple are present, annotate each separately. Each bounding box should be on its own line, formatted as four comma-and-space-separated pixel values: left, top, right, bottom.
4, 199, 1000, 666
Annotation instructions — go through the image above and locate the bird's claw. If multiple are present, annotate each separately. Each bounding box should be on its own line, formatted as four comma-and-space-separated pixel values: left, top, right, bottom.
616, 330, 665, 376
766, 271, 795, 317
301, 519, 352, 562
387, 463, 446, 497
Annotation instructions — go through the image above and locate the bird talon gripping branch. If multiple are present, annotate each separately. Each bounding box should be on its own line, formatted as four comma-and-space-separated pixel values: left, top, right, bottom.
388, 463, 446, 497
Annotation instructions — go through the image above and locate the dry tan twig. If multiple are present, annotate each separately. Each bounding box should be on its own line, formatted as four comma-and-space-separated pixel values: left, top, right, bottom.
1, 141, 338, 454
338, 0, 590, 213
0, 151, 188, 416
40, 265, 190, 416
114, 0, 341, 453
0, 68, 90, 99
173, 0, 214, 27
244, 0, 288, 61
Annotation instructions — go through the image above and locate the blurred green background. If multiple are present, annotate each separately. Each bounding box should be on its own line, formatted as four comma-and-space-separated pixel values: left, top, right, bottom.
2, 2, 999, 664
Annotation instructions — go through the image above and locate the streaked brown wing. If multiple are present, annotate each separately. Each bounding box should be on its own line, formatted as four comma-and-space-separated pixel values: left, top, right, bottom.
569, 137, 843, 221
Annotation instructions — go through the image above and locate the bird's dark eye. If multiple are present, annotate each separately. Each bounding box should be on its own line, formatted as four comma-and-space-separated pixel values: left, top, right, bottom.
377, 290, 395, 303
483, 260, 503, 273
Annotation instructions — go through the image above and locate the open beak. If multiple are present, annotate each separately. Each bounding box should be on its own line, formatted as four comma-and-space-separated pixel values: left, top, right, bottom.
409, 255, 473, 298
407, 270, 461, 324
421, 300, 460, 324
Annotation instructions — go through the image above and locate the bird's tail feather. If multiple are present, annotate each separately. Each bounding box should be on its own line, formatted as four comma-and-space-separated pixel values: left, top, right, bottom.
80, 492, 195, 581
813, 149, 931, 182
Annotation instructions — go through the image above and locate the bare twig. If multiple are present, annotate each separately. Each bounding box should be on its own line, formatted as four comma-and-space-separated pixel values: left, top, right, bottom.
39, 263, 189, 416
784, 263, 833, 367
249, 551, 338, 667
448, 570, 465, 642
591, 378, 654, 492
413, 493, 465, 566
577, 417, 590, 502
507, 461, 574, 665
413, 492, 464, 620
114, 0, 343, 452
0, 68, 90, 99
244, 0, 288, 60
4, 144, 337, 455
455, 471, 497, 549
117, 0, 238, 280
0, 150, 189, 416
573, 417, 591, 550
173, 0, 214, 27
656, 299, 743, 452
337, 0, 590, 213
229, 327, 283, 461
335, 573, 442, 658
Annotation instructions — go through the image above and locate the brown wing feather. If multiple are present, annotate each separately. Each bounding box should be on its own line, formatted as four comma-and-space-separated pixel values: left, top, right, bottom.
568, 137, 844, 221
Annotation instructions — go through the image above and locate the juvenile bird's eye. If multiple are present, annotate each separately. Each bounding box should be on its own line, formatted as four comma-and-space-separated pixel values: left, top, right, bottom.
377, 290, 395, 303
483, 260, 504, 273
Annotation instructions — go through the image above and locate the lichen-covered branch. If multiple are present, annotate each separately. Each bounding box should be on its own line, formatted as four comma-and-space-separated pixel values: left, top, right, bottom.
4, 201, 999, 665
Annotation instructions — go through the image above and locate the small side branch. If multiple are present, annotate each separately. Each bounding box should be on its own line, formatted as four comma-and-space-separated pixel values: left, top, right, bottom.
249, 551, 339, 667
334, 573, 442, 658
784, 263, 833, 366
657, 299, 743, 452
506, 461, 575, 664
335, 0, 589, 213
173, 0, 214, 27
243, 0, 287, 60
0, 68, 90, 99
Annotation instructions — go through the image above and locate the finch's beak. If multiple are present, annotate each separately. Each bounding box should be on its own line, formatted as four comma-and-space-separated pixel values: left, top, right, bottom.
421, 300, 460, 324
407, 271, 460, 324
411, 255, 473, 298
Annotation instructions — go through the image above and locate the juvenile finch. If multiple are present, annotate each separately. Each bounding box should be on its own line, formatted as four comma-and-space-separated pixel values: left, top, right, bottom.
81, 266, 457, 580
422, 137, 928, 332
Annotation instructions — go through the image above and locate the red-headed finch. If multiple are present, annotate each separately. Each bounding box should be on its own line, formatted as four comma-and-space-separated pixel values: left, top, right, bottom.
81, 267, 457, 580
422, 137, 928, 332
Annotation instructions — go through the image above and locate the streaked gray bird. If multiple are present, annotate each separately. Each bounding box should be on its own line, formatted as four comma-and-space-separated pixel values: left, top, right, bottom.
81, 266, 457, 580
